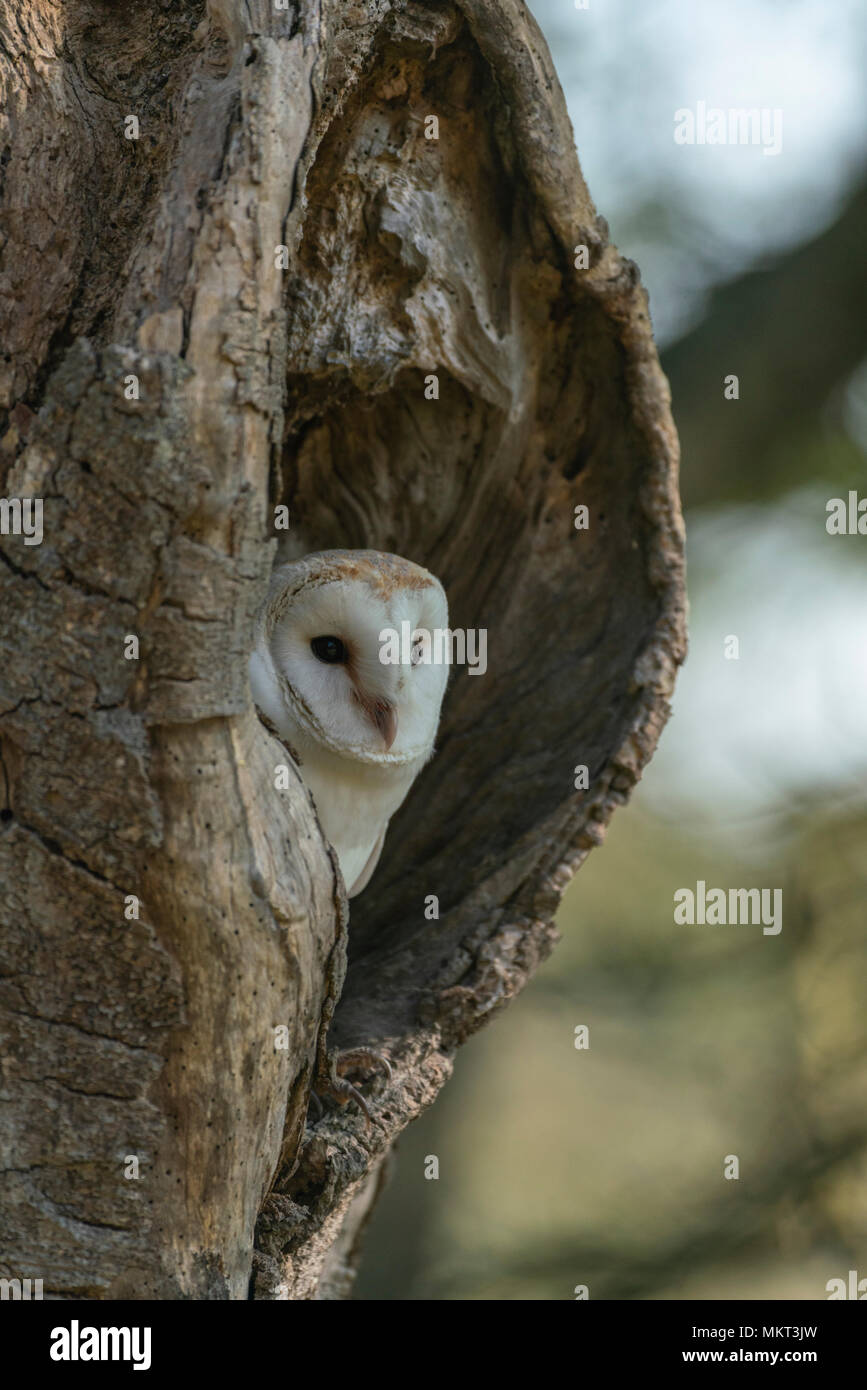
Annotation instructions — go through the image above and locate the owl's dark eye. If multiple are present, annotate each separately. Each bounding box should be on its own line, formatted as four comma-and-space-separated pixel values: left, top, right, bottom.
310, 634, 347, 664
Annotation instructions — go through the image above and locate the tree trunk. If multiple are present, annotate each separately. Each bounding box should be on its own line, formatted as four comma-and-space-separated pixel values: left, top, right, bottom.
0, 0, 685, 1299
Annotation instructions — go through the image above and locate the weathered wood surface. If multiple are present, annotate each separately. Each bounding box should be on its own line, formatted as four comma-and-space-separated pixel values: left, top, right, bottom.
0, 0, 685, 1298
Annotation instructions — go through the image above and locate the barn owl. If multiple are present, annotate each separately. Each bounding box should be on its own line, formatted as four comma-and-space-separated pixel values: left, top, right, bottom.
249, 549, 449, 897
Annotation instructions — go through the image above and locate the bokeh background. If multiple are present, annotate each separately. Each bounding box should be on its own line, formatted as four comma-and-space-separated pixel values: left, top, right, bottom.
356, 0, 867, 1299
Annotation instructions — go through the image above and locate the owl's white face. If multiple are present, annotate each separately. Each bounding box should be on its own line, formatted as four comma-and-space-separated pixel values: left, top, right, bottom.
254, 551, 449, 765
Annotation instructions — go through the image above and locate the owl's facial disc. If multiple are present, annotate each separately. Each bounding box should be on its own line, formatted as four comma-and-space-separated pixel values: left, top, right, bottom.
308, 631, 398, 750
269, 565, 448, 764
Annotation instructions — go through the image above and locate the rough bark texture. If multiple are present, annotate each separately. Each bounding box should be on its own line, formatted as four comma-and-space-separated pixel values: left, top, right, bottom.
0, 0, 685, 1299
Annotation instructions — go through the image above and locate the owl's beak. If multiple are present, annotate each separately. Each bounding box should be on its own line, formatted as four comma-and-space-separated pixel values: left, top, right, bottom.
352, 685, 398, 750
350, 681, 397, 750
370, 698, 398, 751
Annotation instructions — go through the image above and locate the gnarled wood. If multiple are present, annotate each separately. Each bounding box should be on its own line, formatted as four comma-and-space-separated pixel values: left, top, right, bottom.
0, 0, 685, 1299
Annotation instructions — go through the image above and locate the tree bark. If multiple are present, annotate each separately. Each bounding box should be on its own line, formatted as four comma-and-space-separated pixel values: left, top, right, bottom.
0, 0, 685, 1299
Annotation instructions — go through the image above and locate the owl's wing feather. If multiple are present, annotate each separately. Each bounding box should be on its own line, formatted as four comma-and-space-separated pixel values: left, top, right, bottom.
348, 823, 388, 898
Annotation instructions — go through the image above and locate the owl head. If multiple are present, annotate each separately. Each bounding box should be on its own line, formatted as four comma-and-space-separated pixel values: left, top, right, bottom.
250, 549, 449, 765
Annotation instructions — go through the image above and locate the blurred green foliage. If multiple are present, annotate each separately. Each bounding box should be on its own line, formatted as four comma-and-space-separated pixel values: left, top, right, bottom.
358, 803, 867, 1299
355, 12, 867, 1302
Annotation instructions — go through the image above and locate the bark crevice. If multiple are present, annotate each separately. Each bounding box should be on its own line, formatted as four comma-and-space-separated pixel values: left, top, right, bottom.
0, 0, 685, 1300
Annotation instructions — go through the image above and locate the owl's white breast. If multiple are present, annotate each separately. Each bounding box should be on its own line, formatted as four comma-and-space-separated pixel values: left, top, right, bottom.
249, 642, 424, 892
293, 737, 422, 892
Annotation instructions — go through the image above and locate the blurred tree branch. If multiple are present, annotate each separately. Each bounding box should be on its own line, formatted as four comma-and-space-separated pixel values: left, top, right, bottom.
663, 176, 867, 508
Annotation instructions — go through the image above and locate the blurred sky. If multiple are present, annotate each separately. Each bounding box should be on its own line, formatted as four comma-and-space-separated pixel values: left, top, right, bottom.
649, 493, 867, 848
529, 0, 867, 837
529, 0, 867, 343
